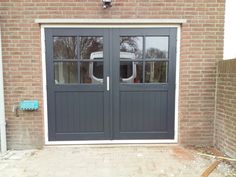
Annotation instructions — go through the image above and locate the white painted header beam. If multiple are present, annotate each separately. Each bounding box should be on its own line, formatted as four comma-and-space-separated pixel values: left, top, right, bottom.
35, 19, 187, 25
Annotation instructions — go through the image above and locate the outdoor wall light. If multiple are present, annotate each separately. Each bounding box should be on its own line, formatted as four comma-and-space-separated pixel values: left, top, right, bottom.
102, 0, 112, 9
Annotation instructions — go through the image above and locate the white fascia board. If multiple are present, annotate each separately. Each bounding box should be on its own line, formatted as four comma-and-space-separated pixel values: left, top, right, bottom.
35, 19, 187, 25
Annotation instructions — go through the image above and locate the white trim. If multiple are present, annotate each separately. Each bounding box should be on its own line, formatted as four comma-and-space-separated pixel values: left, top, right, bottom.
41, 27, 48, 145
35, 19, 187, 25
175, 26, 181, 142
0, 28, 7, 153
40, 24, 182, 28
41, 24, 181, 145
45, 143, 178, 148
46, 140, 177, 145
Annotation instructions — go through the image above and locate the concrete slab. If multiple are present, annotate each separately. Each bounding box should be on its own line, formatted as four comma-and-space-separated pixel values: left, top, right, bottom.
0, 145, 235, 177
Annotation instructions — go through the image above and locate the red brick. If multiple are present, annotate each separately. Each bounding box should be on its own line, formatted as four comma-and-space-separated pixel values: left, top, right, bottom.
0, 0, 225, 149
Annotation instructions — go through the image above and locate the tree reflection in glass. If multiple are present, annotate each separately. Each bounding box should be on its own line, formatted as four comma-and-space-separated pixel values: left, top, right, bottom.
120, 37, 143, 59
80, 37, 103, 59
145, 37, 168, 59
53, 37, 77, 59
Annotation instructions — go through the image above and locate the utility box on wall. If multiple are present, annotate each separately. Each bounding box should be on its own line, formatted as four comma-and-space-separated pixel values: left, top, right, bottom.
19, 100, 39, 111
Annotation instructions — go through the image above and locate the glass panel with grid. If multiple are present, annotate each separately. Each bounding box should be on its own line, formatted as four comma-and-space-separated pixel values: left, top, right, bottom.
120, 36, 169, 83
53, 36, 104, 85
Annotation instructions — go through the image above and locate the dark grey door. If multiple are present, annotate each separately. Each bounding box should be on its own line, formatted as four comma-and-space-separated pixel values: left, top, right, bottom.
112, 28, 177, 139
45, 28, 176, 141
45, 29, 110, 141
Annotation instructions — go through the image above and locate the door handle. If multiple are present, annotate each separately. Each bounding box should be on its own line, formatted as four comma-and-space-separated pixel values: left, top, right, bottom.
107, 76, 109, 91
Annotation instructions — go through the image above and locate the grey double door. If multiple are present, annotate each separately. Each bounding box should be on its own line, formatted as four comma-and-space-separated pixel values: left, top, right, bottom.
45, 28, 177, 141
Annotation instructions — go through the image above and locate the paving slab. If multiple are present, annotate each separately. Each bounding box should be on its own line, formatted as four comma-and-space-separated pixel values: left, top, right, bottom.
0, 145, 235, 177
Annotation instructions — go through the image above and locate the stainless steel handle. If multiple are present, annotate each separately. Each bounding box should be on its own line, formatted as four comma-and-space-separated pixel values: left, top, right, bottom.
107, 76, 109, 91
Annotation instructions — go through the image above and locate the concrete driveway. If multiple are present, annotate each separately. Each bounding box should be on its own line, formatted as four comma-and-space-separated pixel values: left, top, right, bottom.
0, 145, 235, 177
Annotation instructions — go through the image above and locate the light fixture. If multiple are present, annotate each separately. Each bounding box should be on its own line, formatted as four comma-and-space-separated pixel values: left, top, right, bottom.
102, 0, 112, 9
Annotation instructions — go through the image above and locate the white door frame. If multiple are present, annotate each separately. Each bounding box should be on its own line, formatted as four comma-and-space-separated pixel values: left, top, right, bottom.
37, 19, 184, 145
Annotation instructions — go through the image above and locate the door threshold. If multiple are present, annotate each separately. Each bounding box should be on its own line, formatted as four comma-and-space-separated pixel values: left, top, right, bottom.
45, 139, 177, 146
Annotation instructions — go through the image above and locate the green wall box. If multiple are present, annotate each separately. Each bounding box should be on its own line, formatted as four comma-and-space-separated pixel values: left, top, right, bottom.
19, 100, 39, 111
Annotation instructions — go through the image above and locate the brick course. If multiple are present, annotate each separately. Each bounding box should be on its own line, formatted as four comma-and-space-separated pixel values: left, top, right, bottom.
215, 59, 236, 158
0, 0, 225, 149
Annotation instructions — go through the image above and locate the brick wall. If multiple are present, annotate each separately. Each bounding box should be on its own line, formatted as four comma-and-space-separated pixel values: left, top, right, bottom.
215, 59, 236, 158
0, 0, 225, 149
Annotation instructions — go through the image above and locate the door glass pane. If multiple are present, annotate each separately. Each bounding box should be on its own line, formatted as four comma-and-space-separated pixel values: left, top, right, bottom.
80, 37, 103, 60
93, 61, 103, 79
120, 61, 133, 79
53, 37, 77, 59
54, 62, 78, 84
120, 37, 143, 59
145, 62, 168, 83
120, 61, 143, 83
80, 62, 103, 84
145, 37, 168, 59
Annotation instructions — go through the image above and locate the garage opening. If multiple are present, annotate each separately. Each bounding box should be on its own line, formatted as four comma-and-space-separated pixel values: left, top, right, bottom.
45, 28, 177, 141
